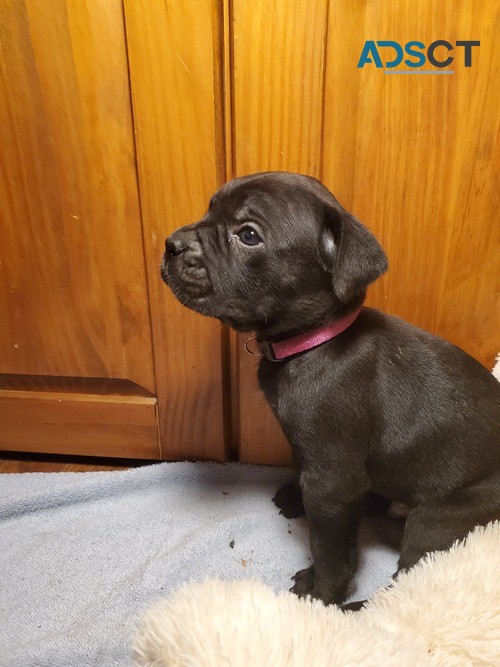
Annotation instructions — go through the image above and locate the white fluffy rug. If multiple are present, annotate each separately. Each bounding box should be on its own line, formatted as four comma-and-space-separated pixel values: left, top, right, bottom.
133, 521, 500, 667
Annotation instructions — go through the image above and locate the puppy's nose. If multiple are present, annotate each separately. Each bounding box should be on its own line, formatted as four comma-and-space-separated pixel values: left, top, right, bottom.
165, 235, 187, 257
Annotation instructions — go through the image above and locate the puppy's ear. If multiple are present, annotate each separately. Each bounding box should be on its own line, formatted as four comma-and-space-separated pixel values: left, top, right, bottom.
319, 205, 388, 303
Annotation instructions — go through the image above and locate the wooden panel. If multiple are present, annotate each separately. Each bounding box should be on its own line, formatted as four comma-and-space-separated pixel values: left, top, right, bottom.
123, 0, 226, 460
322, 0, 365, 209
0, 0, 155, 393
232, 0, 328, 175
0, 455, 133, 473
322, 0, 499, 368
0, 374, 153, 397
0, 391, 159, 459
232, 0, 329, 463
434, 4, 499, 364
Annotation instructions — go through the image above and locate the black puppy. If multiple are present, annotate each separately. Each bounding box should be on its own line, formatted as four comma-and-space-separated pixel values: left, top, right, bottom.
161, 172, 500, 605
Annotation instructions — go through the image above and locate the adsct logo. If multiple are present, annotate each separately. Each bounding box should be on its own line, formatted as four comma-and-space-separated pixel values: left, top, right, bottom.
357, 40, 480, 74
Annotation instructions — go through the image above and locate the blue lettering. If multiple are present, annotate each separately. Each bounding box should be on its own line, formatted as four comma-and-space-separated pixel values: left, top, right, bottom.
404, 41, 426, 67
357, 41, 383, 68
377, 41, 404, 68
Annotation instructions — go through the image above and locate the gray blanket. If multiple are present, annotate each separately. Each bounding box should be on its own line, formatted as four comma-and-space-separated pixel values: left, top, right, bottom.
0, 462, 401, 666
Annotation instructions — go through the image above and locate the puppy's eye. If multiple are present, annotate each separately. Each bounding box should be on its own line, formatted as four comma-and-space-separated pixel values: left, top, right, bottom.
237, 227, 262, 246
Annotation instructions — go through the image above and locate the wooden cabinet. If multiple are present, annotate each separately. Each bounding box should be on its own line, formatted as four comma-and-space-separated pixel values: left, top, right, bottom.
1, 1, 497, 463
0, 0, 226, 460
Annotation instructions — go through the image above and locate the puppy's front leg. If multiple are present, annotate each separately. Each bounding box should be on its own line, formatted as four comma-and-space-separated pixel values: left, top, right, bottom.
291, 472, 365, 605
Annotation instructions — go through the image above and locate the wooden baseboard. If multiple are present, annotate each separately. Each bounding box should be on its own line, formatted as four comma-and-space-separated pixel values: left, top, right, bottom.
0, 390, 160, 459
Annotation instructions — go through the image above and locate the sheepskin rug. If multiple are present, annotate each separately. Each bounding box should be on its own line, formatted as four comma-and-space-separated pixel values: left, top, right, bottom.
133, 521, 500, 667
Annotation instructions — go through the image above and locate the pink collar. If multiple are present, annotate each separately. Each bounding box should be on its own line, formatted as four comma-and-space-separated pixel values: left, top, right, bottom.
245, 307, 362, 362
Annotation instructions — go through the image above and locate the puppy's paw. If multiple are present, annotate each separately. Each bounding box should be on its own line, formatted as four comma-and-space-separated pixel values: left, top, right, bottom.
273, 482, 305, 519
290, 565, 315, 597
291, 567, 352, 606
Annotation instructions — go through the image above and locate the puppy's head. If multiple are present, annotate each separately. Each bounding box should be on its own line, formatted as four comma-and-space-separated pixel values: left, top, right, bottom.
161, 172, 387, 338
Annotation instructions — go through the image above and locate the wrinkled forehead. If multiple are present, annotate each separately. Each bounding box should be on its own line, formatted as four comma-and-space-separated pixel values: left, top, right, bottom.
210, 177, 321, 230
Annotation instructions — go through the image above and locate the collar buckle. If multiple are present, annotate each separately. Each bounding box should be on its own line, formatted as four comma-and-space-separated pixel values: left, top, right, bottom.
258, 340, 279, 362
244, 336, 279, 361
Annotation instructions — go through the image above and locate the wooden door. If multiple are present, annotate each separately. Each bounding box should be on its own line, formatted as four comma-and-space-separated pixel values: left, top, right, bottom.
226, 0, 499, 464
0, 0, 226, 460
123, 0, 227, 461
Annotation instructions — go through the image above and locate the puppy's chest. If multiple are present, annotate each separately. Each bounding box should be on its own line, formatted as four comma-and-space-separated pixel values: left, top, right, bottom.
257, 358, 329, 436
258, 358, 301, 403
257, 360, 282, 413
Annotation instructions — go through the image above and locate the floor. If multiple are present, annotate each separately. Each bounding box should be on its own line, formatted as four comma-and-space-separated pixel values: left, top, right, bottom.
0, 452, 152, 473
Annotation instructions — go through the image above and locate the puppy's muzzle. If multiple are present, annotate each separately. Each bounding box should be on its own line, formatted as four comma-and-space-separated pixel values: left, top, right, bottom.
162, 230, 210, 296
165, 235, 187, 258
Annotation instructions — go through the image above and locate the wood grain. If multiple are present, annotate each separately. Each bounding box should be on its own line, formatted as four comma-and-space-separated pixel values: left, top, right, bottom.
123, 0, 226, 460
0, 454, 134, 473
322, 0, 499, 367
232, 0, 328, 175
231, 0, 329, 463
322, 0, 365, 209
0, 390, 159, 459
0, 0, 155, 393
0, 374, 154, 397
434, 3, 499, 363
